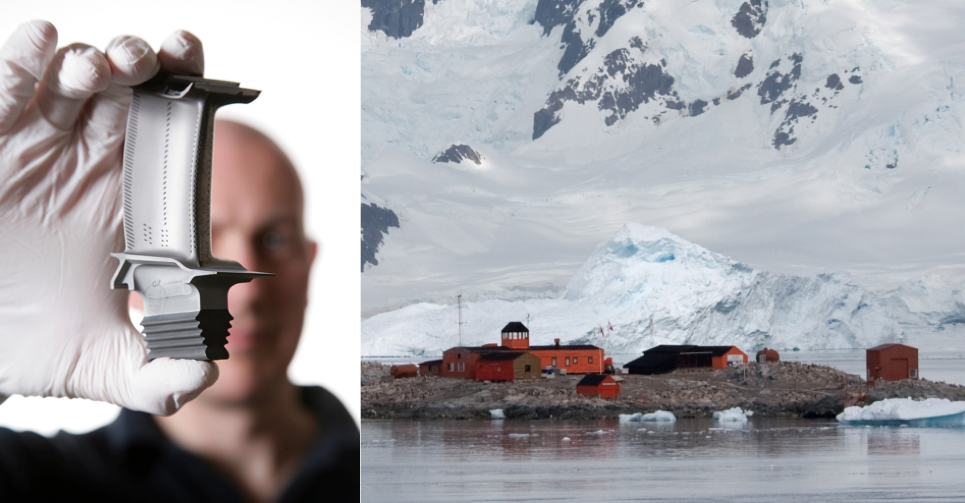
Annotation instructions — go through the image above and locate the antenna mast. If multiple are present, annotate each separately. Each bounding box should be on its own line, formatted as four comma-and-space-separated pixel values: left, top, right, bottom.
457, 294, 464, 346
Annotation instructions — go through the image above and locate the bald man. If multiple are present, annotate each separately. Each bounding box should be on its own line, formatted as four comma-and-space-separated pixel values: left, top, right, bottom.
0, 21, 357, 499
1, 119, 358, 502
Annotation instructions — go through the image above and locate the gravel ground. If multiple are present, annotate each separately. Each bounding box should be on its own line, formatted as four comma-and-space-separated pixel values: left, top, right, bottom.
361, 360, 965, 420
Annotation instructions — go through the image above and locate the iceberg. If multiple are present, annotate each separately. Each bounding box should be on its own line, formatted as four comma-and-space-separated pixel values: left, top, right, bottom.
489, 408, 505, 419
620, 410, 677, 423
713, 407, 753, 423
837, 398, 965, 426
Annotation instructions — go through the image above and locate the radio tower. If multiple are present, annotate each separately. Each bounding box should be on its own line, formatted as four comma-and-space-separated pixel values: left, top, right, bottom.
457, 294, 465, 346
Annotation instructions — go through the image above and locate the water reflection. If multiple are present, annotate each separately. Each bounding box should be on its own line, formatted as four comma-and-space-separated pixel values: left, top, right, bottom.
362, 418, 965, 502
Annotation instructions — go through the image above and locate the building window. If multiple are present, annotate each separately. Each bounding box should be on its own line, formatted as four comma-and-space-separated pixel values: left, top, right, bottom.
457, 353, 461, 359
573, 356, 578, 364
448, 363, 454, 371
588, 357, 593, 364
565, 357, 570, 366
525, 365, 531, 372
552, 357, 557, 367
910, 368, 918, 378
458, 362, 464, 372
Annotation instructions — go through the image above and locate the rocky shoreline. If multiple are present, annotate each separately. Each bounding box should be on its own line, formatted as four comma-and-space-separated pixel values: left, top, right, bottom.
361, 361, 965, 420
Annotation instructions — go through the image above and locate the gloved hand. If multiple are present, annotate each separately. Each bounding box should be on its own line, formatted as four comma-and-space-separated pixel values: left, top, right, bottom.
0, 21, 218, 415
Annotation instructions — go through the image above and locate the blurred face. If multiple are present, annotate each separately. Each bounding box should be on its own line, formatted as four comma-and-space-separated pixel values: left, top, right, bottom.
202, 122, 316, 404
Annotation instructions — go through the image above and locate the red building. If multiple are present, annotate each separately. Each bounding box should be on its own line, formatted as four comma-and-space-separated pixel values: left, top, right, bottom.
755, 348, 780, 363
441, 346, 498, 379
576, 374, 620, 398
867, 343, 919, 382
419, 359, 443, 376
475, 352, 541, 381
439, 322, 605, 379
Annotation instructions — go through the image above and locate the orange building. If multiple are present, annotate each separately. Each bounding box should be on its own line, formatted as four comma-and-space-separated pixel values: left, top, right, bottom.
709, 346, 748, 369
498, 322, 603, 374
439, 322, 605, 379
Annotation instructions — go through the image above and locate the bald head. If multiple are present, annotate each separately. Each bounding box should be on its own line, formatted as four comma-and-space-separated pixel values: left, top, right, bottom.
212, 120, 305, 222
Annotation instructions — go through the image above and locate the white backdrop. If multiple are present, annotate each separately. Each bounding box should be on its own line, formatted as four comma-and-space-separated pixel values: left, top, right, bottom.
0, 0, 361, 433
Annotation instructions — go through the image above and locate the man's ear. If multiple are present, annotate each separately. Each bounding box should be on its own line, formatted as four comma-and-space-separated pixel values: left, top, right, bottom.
307, 240, 318, 267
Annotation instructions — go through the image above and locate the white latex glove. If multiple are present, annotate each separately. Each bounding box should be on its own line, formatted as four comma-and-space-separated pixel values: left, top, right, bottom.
0, 21, 218, 415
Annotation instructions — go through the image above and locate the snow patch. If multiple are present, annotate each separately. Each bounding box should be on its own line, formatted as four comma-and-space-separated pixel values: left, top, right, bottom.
490, 408, 505, 419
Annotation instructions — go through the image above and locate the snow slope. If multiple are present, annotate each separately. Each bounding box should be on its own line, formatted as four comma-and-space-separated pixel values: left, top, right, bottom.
362, 0, 965, 319
361, 224, 898, 356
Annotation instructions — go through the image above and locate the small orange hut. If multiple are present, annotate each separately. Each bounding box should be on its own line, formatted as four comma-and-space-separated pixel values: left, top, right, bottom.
576, 374, 620, 398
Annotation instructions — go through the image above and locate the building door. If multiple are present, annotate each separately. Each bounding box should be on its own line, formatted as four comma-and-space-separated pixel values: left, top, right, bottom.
892, 359, 908, 380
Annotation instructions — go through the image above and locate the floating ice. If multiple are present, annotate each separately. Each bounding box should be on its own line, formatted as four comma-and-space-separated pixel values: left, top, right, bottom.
837, 398, 965, 426
508, 433, 530, 438
490, 409, 505, 419
714, 407, 754, 423
620, 410, 677, 423
562, 437, 571, 441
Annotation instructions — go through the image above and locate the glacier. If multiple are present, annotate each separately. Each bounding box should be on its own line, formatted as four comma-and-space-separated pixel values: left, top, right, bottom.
361, 0, 965, 321
361, 223, 899, 357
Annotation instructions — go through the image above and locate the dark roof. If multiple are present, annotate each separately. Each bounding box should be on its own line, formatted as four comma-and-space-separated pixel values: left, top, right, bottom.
446, 346, 503, 353
868, 343, 917, 351
501, 322, 529, 333
641, 345, 741, 356
528, 344, 602, 351
643, 345, 699, 353
478, 352, 532, 361
577, 374, 613, 386
419, 359, 443, 365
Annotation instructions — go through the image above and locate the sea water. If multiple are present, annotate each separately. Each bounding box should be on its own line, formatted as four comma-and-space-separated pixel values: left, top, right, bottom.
361, 325, 965, 501
361, 418, 965, 502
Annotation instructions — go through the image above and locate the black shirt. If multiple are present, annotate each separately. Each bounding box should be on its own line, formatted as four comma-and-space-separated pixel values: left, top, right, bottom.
0, 386, 359, 502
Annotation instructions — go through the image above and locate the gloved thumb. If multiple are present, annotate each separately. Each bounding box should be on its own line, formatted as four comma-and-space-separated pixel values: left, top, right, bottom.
72, 325, 219, 416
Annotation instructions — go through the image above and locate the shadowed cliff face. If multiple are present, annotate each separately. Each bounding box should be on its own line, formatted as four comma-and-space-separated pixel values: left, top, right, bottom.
362, 202, 400, 272
362, 0, 440, 39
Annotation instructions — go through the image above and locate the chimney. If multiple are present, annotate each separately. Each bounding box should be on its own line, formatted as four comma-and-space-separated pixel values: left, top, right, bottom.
554, 338, 560, 347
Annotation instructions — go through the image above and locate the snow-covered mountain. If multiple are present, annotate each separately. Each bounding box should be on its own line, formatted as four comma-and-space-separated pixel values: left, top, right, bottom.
361, 0, 965, 326
361, 224, 899, 356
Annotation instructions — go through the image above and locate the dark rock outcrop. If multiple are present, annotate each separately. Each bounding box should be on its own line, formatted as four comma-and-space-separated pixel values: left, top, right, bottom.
361, 202, 400, 272
731, 0, 768, 39
362, 0, 439, 39
432, 144, 483, 165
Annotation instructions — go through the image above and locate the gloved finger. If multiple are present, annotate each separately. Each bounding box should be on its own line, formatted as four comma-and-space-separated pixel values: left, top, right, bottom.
127, 357, 219, 416
105, 35, 160, 87
158, 30, 204, 76
0, 20, 58, 135
34, 43, 112, 130
85, 35, 161, 141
